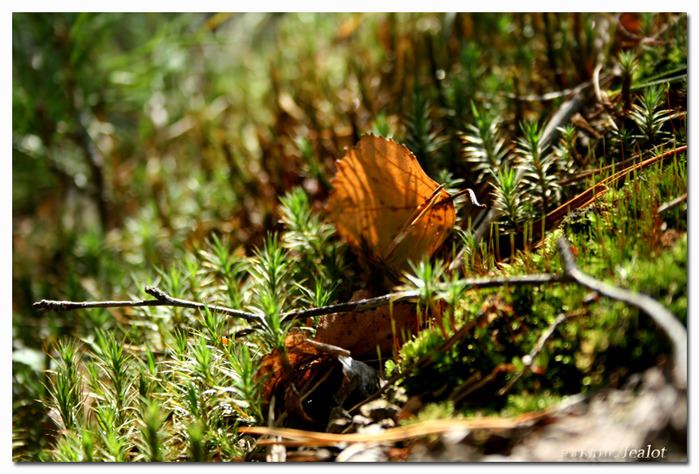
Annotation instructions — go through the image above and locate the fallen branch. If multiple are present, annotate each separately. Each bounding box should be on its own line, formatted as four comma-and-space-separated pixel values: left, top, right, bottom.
281, 273, 565, 324
498, 312, 569, 397
657, 192, 687, 214
347, 236, 686, 414
32, 239, 685, 390
555, 237, 687, 389
33, 274, 567, 325
33, 285, 265, 325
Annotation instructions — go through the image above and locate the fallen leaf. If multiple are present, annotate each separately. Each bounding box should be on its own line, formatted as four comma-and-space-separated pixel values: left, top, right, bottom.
256, 328, 381, 427
315, 289, 419, 357
256, 329, 339, 426
327, 134, 456, 281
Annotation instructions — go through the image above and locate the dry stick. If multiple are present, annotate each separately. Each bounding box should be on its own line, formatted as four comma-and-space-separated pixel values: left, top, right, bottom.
657, 192, 687, 214
497, 312, 568, 397
281, 273, 565, 324
33, 243, 685, 389
33, 285, 264, 326
502, 77, 594, 102
555, 237, 687, 389
34, 275, 566, 326
348, 237, 686, 415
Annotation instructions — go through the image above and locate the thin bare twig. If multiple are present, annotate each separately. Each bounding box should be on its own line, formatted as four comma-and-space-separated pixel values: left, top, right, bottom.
555, 236, 687, 389
498, 312, 568, 397
281, 273, 566, 323
657, 193, 687, 214
33, 285, 264, 326
501, 75, 599, 102
33, 274, 568, 326
32, 238, 685, 391
347, 237, 686, 415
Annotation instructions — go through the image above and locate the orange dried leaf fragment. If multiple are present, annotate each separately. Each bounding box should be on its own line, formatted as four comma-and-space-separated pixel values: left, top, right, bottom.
255, 328, 382, 427
256, 329, 340, 426
314, 289, 419, 358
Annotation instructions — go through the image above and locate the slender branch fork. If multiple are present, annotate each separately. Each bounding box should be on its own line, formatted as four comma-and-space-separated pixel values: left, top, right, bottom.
554, 237, 687, 389
32, 236, 687, 388
34, 286, 265, 326
32, 275, 567, 324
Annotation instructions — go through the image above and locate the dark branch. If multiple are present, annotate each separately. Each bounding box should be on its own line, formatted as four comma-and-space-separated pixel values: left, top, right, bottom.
33, 274, 569, 326
280, 273, 567, 324
33, 286, 265, 326
32, 238, 685, 391
498, 312, 568, 397
555, 236, 687, 389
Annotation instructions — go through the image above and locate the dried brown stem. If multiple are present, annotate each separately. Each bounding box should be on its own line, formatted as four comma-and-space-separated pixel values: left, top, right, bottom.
33, 285, 264, 326
240, 394, 589, 447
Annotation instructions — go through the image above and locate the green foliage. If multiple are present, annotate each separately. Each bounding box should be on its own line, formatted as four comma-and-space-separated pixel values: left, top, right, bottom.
492, 167, 525, 230
501, 391, 563, 417
137, 399, 167, 462
45, 338, 85, 432
405, 86, 448, 177
462, 102, 508, 182
390, 146, 686, 417
618, 50, 639, 110
628, 84, 672, 144
87, 330, 136, 424
403, 400, 456, 425
278, 186, 344, 293
517, 120, 560, 214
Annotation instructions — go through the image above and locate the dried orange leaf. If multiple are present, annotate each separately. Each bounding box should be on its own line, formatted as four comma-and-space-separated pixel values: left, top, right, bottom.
327, 135, 456, 278
315, 289, 418, 357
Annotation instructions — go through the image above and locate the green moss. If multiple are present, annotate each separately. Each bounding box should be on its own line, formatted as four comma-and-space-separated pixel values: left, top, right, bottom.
501, 391, 563, 417
391, 147, 686, 419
